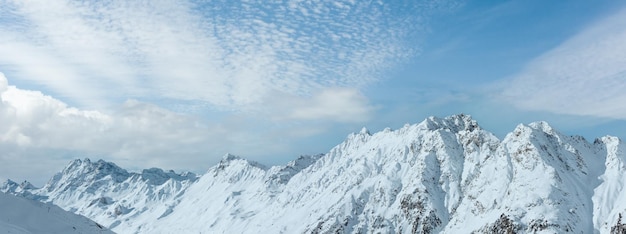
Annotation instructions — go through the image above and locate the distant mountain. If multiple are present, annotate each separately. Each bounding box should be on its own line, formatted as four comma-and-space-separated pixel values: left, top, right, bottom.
2, 158, 198, 232
0, 191, 113, 233
3, 114, 626, 233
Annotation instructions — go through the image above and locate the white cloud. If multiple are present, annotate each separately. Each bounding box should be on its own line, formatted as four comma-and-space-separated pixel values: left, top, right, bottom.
284, 88, 375, 123
498, 6, 626, 119
0, 73, 6, 92
0, 0, 456, 116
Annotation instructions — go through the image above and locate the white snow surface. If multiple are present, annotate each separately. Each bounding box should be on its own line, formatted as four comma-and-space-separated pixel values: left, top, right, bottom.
0, 191, 113, 234
3, 114, 626, 233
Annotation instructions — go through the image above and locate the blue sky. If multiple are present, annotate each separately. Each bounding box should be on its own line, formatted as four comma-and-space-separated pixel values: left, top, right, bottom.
1, 0, 626, 185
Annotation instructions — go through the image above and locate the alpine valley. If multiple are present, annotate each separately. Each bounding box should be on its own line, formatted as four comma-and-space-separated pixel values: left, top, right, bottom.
3, 114, 626, 233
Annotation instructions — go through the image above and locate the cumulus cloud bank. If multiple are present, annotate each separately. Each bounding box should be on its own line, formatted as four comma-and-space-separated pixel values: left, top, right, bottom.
0, 73, 295, 184
499, 7, 626, 119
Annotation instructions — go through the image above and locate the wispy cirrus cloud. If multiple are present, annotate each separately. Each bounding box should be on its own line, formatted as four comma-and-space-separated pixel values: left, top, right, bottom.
497, 6, 626, 119
0, 0, 458, 118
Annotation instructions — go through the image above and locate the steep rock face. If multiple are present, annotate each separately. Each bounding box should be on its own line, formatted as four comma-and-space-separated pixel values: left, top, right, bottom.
4, 114, 626, 233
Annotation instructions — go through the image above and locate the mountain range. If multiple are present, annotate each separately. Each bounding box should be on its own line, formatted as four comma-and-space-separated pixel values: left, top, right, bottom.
2, 114, 626, 233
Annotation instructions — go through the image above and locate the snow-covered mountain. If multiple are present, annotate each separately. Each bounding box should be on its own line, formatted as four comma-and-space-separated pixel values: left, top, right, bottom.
0, 191, 113, 233
3, 114, 626, 233
2, 158, 198, 232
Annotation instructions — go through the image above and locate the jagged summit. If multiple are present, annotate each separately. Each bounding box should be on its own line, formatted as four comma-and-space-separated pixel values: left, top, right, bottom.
1, 179, 36, 192
417, 113, 480, 132
509, 120, 562, 139
1, 179, 19, 193
221, 153, 241, 161
61, 158, 129, 177
58, 158, 196, 182
216, 153, 268, 171
527, 120, 556, 133
350, 114, 481, 140
45, 158, 131, 192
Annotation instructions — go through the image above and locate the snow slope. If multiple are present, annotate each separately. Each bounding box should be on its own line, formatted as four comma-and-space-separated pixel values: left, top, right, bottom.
0, 191, 113, 234
4, 114, 626, 233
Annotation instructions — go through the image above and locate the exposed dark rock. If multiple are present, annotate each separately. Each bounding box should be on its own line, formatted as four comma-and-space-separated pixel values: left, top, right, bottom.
528, 219, 560, 232
399, 193, 442, 234
480, 214, 521, 234
611, 213, 626, 234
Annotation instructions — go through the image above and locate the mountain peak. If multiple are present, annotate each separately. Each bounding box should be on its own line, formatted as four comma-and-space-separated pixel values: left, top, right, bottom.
0, 179, 18, 193
600, 136, 625, 169
63, 158, 120, 171
599, 135, 621, 145
65, 158, 88, 170
221, 153, 241, 161
508, 121, 567, 143
217, 153, 267, 171
44, 158, 131, 191
418, 113, 479, 132
528, 121, 557, 134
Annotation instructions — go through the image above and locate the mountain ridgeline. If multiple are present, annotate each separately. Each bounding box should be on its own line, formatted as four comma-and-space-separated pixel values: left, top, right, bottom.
3, 114, 626, 233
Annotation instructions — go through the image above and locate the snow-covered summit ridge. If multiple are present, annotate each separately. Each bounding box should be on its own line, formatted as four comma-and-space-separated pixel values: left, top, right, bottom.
48, 158, 197, 188
48, 158, 131, 188
217, 153, 268, 171
348, 114, 481, 140
418, 113, 480, 132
